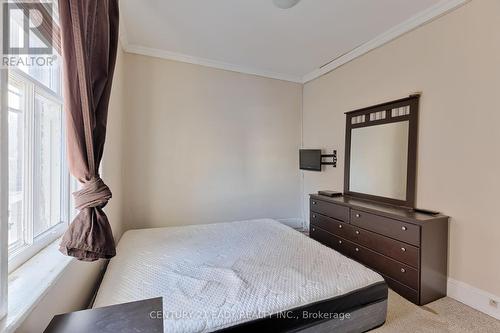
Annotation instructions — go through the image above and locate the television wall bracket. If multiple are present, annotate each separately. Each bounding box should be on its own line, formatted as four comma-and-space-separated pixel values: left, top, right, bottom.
321, 150, 337, 168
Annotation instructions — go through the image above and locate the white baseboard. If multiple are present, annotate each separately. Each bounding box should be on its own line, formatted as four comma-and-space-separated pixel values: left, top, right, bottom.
447, 278, 500, 320
277, 218, 304, 229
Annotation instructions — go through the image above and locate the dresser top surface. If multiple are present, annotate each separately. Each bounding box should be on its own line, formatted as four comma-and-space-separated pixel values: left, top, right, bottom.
310, 194, 449, 224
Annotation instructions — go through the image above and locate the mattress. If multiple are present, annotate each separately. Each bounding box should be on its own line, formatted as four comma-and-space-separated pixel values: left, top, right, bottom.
93, 219, 386, 332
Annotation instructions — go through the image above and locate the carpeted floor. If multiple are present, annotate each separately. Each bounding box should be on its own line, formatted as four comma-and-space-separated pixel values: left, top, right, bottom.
373, 290, 500, 332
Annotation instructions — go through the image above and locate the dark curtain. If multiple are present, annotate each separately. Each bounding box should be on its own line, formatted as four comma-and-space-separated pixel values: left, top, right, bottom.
58, 0, 119, 261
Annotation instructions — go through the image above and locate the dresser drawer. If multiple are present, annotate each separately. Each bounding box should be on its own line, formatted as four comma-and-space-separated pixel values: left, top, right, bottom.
310, 224, 351, 255
310, 199, 349, 222
383, 274, 419, 304
350, 244, 419, 290
311, 213, 419, 268
351, 210, 420, 246
347, 225, 419, 268
311, 224, 419, 290
310, 213, 350, 239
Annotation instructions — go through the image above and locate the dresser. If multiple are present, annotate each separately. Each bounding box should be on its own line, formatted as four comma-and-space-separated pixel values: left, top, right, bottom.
309, 194, 449, 305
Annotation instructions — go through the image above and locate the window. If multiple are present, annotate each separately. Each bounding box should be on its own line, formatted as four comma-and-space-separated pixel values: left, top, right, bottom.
6, 67, 71, 272
0, 1, 68, 322
4, 1, 69, 271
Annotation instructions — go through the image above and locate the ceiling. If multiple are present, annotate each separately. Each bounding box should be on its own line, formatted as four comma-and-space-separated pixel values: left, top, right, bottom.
120, 0, 461, 82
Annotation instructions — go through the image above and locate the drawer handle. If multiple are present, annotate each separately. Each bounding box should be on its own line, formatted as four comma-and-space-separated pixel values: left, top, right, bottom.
312, 214, 316, 218
355, 213, 361, 218
338, 224, 343, 229
401, 268, 406, 273
355, 230, 360, 235
312, 201, 317, 205
401, 247, 406, 252
401, 226, 407, 231
338, 240, 342, 244
355, 248, 359, 252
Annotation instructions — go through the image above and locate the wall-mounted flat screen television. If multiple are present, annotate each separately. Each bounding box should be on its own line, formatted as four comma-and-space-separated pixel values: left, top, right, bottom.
300, 149, 322, 171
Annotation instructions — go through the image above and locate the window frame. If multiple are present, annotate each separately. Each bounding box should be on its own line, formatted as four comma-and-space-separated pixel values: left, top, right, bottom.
6, 74, 28, 255
6, 67, 70, 274
1, 52, 9, 324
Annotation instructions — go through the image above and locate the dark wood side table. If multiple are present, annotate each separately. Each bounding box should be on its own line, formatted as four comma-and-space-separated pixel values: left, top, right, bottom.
44, 297, 163, 333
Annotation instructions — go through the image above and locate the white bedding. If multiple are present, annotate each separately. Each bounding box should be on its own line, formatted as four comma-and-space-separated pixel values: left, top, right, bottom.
93, 219, 384, 333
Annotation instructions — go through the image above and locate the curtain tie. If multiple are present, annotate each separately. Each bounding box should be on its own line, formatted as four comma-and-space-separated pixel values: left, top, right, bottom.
74, 177, 112, 210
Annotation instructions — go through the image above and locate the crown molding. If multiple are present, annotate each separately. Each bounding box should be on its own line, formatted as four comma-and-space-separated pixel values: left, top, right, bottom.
302, 0, 471, 83
122, 44, 303, 83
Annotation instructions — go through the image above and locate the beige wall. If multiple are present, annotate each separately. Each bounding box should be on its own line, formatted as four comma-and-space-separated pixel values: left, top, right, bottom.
303, 0, 500, 296
121, 54, 303, 230
103, 43, 126, 240
17, 45, 126, 332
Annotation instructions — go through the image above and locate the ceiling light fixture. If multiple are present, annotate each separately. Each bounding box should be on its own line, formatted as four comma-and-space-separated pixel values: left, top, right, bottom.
273, 0, 301, 9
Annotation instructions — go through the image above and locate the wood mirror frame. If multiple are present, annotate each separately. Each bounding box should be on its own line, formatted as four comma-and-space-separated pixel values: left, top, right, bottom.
344, 95, 419, 208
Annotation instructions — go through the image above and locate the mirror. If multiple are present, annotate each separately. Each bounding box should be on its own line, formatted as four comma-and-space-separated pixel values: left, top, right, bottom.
344, 96, 419, 207
350, 122, 409, 200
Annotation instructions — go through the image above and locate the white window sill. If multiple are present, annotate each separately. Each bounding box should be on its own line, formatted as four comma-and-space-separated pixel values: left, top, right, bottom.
0, 240, 73, 333
8, 223, 67, 274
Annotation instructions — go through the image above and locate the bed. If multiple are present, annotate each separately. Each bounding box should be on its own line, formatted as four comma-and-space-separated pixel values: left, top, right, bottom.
93, 219, 387, 332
